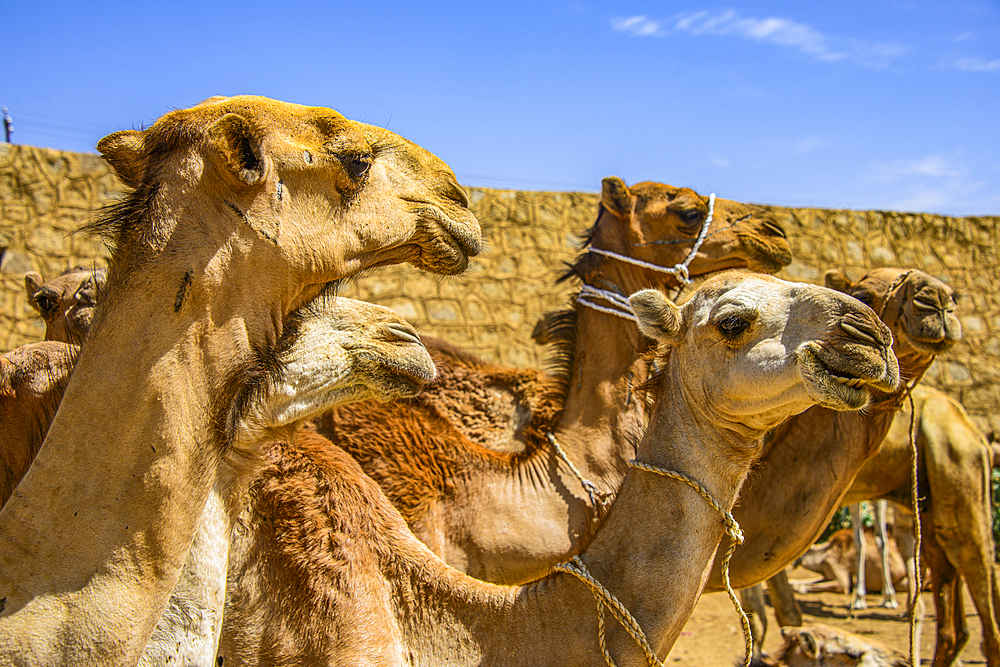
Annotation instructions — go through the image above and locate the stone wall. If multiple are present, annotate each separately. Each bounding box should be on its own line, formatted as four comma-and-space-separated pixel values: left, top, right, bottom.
2, 144, 997, 434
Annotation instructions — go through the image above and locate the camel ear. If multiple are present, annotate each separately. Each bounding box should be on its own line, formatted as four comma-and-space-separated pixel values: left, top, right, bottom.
24, 272, 44, 304
601, 177, 634, 217
98, 130, 146, 188
797, 630, 819, 659
630, 289, 683, 345
824, 269, 853, 294
206, 113, 268, 188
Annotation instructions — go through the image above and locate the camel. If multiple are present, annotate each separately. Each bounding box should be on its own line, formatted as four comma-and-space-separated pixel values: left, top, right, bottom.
702, 268, 962, 665
788, 527, 907, 597
842, 384, 1000, 667
763, 624, 907, 667
0, 94, 481, 666
703, 267, 960, 590
0, 341, 77, 506
0, 295, 439, 665
219, 273, 900, 666
312, 177, 792, 584
24, 267, 107, 345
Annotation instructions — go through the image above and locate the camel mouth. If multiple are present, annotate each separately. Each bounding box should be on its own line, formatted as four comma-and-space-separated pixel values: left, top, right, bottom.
797, 346, 898, 411
406, 201, 483, 275
355, 347, 436, 400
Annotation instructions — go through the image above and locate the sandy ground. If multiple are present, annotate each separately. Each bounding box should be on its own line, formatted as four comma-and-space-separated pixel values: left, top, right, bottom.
668, 567, 987, 665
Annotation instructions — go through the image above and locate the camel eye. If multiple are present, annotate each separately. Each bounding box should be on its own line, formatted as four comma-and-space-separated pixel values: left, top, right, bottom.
717, 315, 750, 339
341, 153, 372, 180
34, 295, 56, 316
679, 209, 704, 228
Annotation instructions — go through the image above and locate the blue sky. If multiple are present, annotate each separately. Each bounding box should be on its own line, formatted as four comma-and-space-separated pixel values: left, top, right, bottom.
3, 1, 998, 215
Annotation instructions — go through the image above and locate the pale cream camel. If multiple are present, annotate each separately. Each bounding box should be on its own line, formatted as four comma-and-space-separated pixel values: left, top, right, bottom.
218, 273, 900, 666
703, 268, 960, 664
24, 267, 106, 345
0, 94, 481, 666
312, 177, 792, 584
842, 385, 1000, 667
765, 624, 907, 667
0, 296, 437, 665
0, 297, 437, 664
704, 267, 960, 590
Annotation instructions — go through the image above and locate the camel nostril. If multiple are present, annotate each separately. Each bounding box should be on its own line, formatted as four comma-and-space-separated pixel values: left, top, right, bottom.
446, 180, 470, 209
385, 323, 422, 345
762, 220, 787, 239
839, 320, 885, 347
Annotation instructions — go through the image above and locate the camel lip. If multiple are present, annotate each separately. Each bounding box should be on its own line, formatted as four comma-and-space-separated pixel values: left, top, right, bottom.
797, 346, 897, 411
898, 328, 957, 355
405, 200, 483, 275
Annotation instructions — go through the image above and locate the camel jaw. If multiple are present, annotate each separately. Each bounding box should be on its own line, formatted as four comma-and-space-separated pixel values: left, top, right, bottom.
796, 344, 900, 411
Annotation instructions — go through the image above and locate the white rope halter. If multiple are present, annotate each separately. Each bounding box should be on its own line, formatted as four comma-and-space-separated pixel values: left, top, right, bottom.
576, 193, 715, 319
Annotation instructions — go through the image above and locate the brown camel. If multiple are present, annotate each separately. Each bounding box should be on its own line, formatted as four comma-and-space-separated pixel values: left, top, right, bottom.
0, 341, 77, 506
24, 267, 106, 345
312, 177, 792, 584
0, 296, 438, 665
219, 273, 899, 666
842, 385, 1000, 667
764, 624, 907, 667
0, 94, 481, 666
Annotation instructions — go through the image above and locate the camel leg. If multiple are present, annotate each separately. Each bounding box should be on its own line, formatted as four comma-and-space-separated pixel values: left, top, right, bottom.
766, 571, 803, 628
924, 532, 965, 667
739, 585, 768, 664
850, 503, 869, 610
791, 561, 853, 595
875, 499, 899, 609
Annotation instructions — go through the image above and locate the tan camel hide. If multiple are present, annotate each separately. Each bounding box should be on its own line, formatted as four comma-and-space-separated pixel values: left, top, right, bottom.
0, 94, 480, 666
312, 177, 792, 584
843, 385, 1000, 667
704, 267, 961, 592
24, 267, 106, 346
790, 527, 907, 595
0, 297, 438, 665
219, 273, 900, 666
765, 624, 908, 667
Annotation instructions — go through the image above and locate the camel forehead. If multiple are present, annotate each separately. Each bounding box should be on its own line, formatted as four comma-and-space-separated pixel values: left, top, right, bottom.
151, 95, 445, 166
629, 181, 705, 213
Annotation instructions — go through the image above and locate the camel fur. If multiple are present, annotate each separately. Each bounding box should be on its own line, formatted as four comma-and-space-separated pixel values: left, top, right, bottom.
312, 178, 793, 584
218, 272, 899, 666
0, 94, 480, 666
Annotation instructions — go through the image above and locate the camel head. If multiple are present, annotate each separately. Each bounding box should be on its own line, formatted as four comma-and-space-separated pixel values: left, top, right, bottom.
825, 268, 961, 358
574, 177, 791, 292
232, 297, 434, 449
95, 95, 481, 294
23, 268, 106, 346
630, 272, 900, 439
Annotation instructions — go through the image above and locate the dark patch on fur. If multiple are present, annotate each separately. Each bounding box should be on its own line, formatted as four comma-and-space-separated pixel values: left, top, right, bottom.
174, 269, 193, 313
81, 185, 160, 274
557, 204, 608, 285
530, 309, 578, 401
211, 311, 306, 450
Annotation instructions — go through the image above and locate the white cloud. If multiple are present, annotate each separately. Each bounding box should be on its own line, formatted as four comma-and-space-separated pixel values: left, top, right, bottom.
794, 138, 825, 154
710, 155, 730, 168
617, 9, 910, 69
949, 56, 1000, 72
612, 15, 664, 37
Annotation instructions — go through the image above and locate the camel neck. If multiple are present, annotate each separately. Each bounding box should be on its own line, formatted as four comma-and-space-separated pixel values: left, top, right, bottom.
0, 212, 290, 665
397, 360, 756, 665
